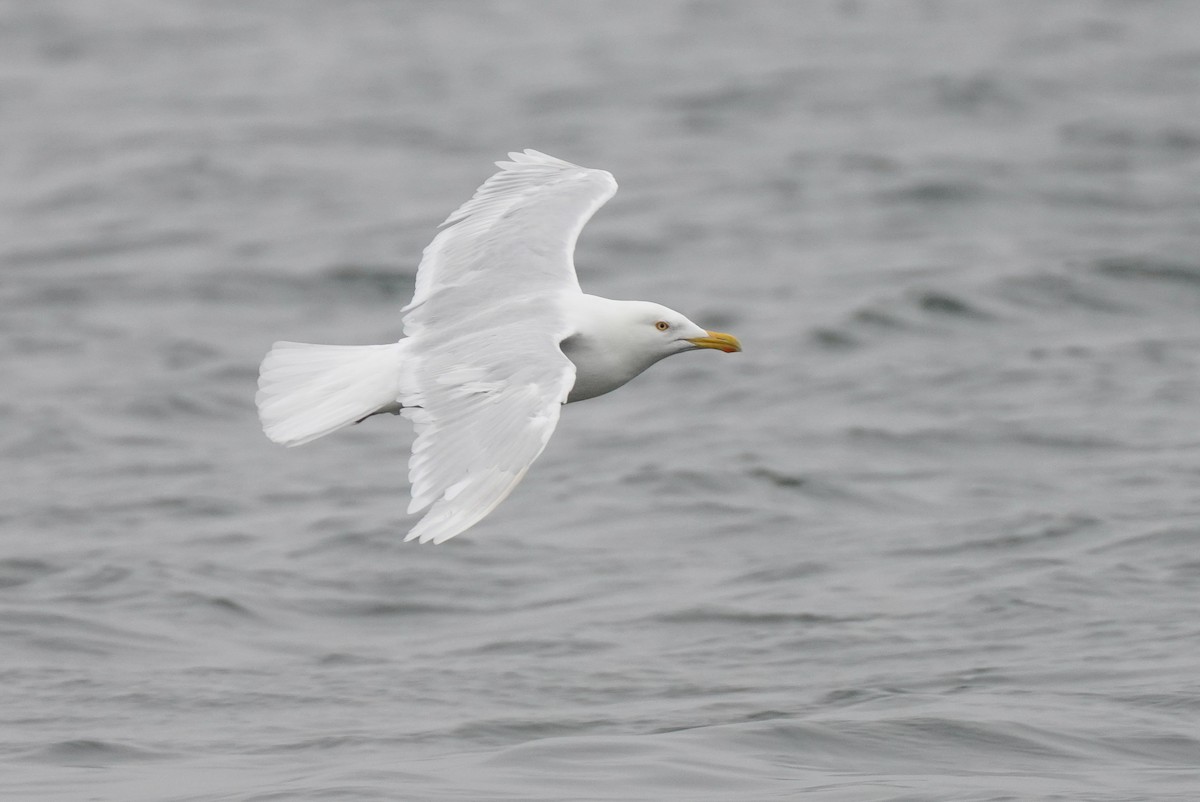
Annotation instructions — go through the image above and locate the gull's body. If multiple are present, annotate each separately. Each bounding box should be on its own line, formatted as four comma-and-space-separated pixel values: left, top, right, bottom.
256, 151, 740, 543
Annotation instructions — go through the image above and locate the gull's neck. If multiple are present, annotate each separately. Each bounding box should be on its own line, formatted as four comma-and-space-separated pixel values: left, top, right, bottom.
559, 294, 664, 403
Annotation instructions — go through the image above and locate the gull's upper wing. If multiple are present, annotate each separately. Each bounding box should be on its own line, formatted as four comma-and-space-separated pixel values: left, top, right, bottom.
398, 150, 618, 543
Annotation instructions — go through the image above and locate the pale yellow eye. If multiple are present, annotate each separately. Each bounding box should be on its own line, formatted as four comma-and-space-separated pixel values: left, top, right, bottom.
655, 320, 670, 331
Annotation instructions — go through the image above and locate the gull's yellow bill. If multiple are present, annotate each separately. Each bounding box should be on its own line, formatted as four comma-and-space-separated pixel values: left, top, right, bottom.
687, 331, 742, 353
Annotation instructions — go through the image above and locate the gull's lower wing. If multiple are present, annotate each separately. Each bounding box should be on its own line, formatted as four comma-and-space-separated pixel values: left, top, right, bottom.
398, 151, 614, 542
400, 303, 576, 544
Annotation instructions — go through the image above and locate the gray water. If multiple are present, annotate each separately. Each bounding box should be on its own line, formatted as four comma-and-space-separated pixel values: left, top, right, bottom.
3, 1, 1200, 799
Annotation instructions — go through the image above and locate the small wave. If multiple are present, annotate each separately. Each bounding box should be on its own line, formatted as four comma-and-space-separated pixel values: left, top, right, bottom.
1089, 525, 1200, 556
25, 738, 174, 765
1093, 256, 1200, 288
1007, 428, 1124, 450
303, 598, 476, 618
914, 290, 992, 319
1060, 120, 1200, 154
480, 730, 778, 797
109, 493, 242, 518
727, 560, 827, 585
722, 716, 1093, 768
245, 733, 412, 754
1, 420, 87, 459
6, 610, 173, 655
654, 605, 864, 626
879, 178, 989, 204
172, 591, 260, 619
840, 288, 994, 341
122, 392, 232, 421
4, 229, 208, 271
851, 306, 908, 330
315, 652, 390, 667
844, 425, 968, 446
930, 73, 1025, 115
746, 466, 805, 489
997, 272, 1129, 313
473, 638, 612, 656
160, 338, 224, 370
323, 264, 416, 299
817, 687, 906, 709
808, 327, 860, 349
456, 715, 619, 746
891, 513, 1100, 557
619, 464, 728, 494
0, 557, 61, 589
744, 466, 895, 509
1114, 691, 1200, 715
668, 75, 799, 118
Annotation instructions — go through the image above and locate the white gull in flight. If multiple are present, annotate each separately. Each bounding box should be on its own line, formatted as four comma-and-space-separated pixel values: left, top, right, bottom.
256, 150, 741, 543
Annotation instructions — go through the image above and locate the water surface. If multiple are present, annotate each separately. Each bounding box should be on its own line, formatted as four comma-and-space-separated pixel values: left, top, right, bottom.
3, 2, 1200, 799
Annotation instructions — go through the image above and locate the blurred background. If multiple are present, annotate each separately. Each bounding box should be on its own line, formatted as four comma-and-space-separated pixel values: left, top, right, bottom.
2, 1, 1199, 799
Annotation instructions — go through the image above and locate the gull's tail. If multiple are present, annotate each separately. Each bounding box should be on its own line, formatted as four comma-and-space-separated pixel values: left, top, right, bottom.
256, 341, 406, 447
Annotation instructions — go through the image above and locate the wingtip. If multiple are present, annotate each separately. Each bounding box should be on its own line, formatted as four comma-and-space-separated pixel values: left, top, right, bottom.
496, 149, 578, 170
403, 519, 458, 545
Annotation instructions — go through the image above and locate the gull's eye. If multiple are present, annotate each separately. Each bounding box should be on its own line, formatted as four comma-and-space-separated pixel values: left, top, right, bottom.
655, 320, 670, 331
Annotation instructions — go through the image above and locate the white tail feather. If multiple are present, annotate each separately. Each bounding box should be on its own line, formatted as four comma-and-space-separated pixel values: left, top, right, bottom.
256, 341, 405, 447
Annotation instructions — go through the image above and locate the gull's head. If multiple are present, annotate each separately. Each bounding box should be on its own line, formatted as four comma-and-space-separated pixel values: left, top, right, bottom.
561, 295, 742, 403
622, 301, 742, 359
